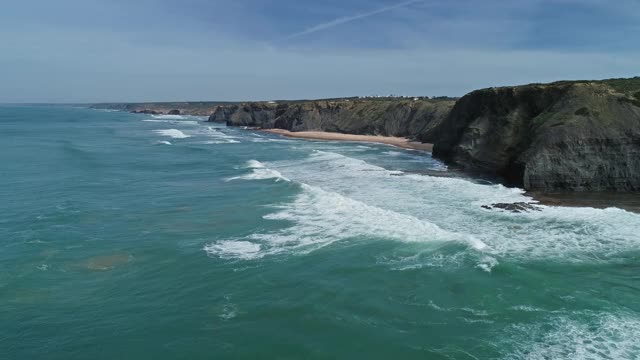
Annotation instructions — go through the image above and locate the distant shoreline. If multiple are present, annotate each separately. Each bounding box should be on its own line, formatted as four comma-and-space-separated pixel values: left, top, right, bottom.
260, 129, 434, 151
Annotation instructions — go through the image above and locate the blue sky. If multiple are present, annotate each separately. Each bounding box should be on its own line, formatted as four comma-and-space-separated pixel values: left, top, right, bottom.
1, 0, 639, 102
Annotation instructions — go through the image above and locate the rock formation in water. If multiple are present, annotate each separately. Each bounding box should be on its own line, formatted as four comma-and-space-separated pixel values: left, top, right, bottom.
432, 78, 640, 192
131, 109, 162, 115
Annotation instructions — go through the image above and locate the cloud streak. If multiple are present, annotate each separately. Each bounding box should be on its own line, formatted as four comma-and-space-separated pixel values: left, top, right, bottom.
283, 0, 424, 40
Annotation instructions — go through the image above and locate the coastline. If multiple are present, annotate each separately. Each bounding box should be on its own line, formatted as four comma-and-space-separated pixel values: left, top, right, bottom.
261, 129, 434, 151
262, 127, 640, 212
530, 192, 640, 213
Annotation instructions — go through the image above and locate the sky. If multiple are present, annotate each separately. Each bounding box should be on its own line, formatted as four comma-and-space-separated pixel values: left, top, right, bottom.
1, 0, 639, 103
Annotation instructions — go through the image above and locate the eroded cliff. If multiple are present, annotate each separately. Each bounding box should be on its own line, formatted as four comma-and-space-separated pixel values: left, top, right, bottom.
208, 99, 455, 141
101, 77, 640, 193
432, 78, 640, 192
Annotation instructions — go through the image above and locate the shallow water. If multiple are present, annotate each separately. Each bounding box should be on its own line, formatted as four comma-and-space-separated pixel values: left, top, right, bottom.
2, 106, 640, 359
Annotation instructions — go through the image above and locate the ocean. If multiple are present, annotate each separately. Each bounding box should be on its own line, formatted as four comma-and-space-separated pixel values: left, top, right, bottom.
2, 105, 640, 359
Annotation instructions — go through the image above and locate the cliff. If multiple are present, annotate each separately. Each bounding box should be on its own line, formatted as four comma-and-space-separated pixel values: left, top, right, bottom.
432, 78, 640, 192
90, 102, 238, 116
208, 78, 640, 193
208, 98, 455, 141
94, 77, 640, 193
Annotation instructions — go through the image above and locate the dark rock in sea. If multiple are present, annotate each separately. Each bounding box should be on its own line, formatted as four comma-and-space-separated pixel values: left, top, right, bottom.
168, 109, 181, 115
432, 78, 640, 192
90, 102, 231, 117
132, 109, 162, 115
481, 202, 542, 213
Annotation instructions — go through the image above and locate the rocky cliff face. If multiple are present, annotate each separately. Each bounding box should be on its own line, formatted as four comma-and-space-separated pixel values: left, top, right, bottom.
432, 79, 640, 192
208, 99, 455, 140
205, 78, 640, 193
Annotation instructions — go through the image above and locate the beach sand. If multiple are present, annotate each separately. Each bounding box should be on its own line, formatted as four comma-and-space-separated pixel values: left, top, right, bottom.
261, 129, 434, 151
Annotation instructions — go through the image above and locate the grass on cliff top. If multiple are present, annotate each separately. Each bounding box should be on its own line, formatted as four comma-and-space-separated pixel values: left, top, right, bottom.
599, 77, 640, 95
547, 76, 640, 95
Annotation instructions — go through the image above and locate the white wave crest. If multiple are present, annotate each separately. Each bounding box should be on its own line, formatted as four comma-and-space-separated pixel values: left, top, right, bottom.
156, 140, 172, 145
227, 160, 290, 182
204, 241, 263, 260
505, 313, 640, 359
193, 127, 241, 144
202, 140, 241, 144
153, 129, 191, 139
263, 184, 479, 246
143, 119, 199, 125
205, 183, 481, 260
152, 114, 186, 120
246, 160, 266, 169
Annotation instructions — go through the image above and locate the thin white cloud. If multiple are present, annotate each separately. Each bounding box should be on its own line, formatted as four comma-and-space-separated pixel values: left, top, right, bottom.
283, 0, 424, 40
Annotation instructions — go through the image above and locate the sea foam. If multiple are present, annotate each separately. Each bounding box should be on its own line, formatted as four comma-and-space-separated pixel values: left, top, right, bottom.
504, 313, 640, 359
207, 148, 640, 268
143, 119, 199, 125
261, 150, 640, 265
205, 180, 482, 260
151, 114, 187, 120
153, 129, 191, 139
195, 127, 241, 144
203, 241, 263, 260
226, 160, 290, 182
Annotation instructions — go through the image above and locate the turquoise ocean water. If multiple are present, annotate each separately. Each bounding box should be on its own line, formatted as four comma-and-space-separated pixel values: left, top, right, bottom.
2, 105, 640, 359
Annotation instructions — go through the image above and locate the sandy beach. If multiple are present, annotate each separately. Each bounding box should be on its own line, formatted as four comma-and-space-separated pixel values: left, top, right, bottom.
261, 129, 434, 151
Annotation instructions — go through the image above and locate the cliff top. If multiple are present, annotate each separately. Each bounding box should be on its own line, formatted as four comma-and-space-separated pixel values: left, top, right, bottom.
486, 76, 640, 99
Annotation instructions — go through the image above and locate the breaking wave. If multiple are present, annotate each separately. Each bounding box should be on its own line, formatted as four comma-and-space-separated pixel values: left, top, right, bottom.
153, 129, 190, 139
208, 150, 640, 268
151, 114, 187, 120
143, 119, 199, 125
226, 160, 289, 182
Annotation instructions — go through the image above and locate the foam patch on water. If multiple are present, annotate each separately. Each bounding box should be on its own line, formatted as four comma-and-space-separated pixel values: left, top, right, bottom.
193, 127, 241, 144
153, 129, 190, 139
156, 140, 172, 145
475, 206, 640, 263
152, 114, 187, 120
504, 313, 640, 359
246, 160, 265, 169
204, 241, 263, 260
383, 151, 405, 156
37, 264, 49, 271
202, 140, 241, 144
143, 119, 199, 125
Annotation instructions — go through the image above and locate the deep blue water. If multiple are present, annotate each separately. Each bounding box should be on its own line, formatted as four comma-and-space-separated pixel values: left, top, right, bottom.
2, 105, 640, 359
